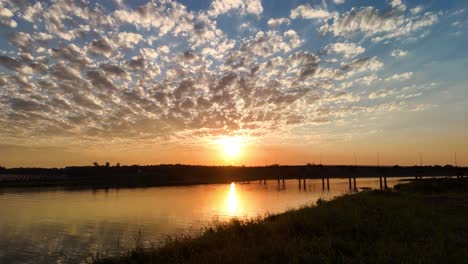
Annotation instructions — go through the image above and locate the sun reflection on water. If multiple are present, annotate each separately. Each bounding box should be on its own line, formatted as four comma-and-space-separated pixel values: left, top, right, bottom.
226, 182, 241, 216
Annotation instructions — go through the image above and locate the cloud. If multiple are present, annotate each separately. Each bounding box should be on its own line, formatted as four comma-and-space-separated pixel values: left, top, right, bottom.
99, 63, 130, 80
140, 48, 158, 59
240, 30, 303, 58
9, 32, 35, 52
0, 55, 22, 71
0, 0, 435, 148
341, 57, 384, 77
0, 4, 14, 18
21, 1, 43, 22
391, 49, 408, 57
0, 2, 17, 28
50, 44, 90, 65
389, 0, 406, 12
158, 45, 170, 54
127, 56, 145, 71
267, 17, 290, 27
50, 61, 81, 81
333, 0, 345, 4
371, 12, 438, 42
8, 97, 50, 112
320, 4, 438, 43
326, 42, 365, 58
72, 92, 102, 110
208, 0, 263, 17
291, 5, 330, 20
369, 89, 394, 99
87, 39, 114, 57
113, 32, 143, 49
410, 6, 423, 15
320, 7, 404, 37
385, 72, 413, 81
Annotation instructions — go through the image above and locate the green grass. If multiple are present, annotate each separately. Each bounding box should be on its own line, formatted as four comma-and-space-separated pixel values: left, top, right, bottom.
96, 178, 468, 264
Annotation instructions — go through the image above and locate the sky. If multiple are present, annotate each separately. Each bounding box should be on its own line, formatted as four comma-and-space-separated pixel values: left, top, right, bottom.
0, 0, 467, 167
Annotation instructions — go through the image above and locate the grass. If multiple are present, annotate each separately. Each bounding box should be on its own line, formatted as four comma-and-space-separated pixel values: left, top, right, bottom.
96, 178, 468, 264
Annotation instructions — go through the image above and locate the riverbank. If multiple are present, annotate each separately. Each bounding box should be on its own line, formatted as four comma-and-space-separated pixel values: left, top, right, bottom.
96, 178, 468, 264
1, 164, 466, 189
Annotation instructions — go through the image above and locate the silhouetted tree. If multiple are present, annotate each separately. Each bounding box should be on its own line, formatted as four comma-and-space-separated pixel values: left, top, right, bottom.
93, 162, 99, 167
105, 162, 110, 167
116, 163, 120, 167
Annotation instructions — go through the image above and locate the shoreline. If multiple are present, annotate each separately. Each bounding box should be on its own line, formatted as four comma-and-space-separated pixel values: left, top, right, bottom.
0, 175, 415, 192
1, 164, 465, 190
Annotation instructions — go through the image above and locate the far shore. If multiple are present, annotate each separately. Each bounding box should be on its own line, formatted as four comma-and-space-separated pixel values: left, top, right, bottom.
0, 164, 466, 190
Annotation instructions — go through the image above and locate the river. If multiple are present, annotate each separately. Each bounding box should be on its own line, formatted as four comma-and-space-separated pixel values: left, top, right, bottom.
0, 177, 409, 263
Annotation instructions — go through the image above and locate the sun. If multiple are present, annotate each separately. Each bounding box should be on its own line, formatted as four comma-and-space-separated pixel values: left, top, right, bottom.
219, 136, 242, 159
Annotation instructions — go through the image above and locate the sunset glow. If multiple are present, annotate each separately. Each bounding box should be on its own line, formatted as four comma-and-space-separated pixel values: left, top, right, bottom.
0, 0, 467, 167
219, 136, 243, 160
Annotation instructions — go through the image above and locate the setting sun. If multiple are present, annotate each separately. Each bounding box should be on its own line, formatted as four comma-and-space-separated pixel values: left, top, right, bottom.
219, 136, 243, 159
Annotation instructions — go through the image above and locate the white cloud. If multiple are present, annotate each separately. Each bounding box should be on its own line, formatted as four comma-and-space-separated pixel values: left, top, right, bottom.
372, 12, 438, 42
410, 6, 423, 15
389, 0, 406, 11
0, 3, 17, 28
141, 48, 158, 59
333, 0, 345, 5
21, 2, 43, 22
0, 4, 14, 18
158, 45, 170, 54
340, 57, 384, 79
391, 49, 408, 57
385, 72, 413, 81
320, 5, 438, 43
267, 17, 290, 27
284, 30, 302, 49
326, 42, 365, 58
369, 89, 394, 99
291, 5, 330, 20
114, 32, 143, 49
242, 30, 303, 57
320, 7, 404, 37
208, 0, 263, 17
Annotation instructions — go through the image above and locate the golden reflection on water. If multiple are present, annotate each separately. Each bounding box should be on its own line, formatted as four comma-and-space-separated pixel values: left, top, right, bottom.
0, 178, 410, 263
226, 182, 242, 216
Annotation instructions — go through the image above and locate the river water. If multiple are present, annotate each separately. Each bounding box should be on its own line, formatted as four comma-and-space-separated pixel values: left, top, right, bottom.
0, 177, 409, 263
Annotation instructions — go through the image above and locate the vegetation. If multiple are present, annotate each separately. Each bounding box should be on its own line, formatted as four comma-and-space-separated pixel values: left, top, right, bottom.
1, 164, 466, 189
96, 178, 468, 264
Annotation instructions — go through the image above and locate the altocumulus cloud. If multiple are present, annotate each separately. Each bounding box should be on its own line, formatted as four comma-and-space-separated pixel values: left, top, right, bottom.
0, 0, 444, 146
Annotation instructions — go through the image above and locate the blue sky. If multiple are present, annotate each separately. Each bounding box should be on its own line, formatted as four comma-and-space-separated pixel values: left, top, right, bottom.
0, 0, 467, 166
